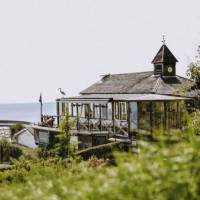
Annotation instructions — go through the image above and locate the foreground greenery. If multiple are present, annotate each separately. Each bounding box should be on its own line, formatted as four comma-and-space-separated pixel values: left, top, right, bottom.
1, 106, 200, 199
0, 128, 199, 199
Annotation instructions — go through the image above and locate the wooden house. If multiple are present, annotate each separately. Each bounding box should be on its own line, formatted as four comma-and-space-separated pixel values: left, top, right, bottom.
54, 43, 197, 149
13, 126, 38, 149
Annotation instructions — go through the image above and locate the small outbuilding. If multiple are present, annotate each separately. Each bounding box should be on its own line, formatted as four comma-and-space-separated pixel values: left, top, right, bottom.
13, 126, 37, 149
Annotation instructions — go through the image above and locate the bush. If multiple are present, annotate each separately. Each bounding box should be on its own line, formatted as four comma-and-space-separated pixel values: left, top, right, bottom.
0, 139, 23, 163
77, 142, 122, 160
1, 133, 200, 199
10, 123, 24, 137
0, 165, 12, 172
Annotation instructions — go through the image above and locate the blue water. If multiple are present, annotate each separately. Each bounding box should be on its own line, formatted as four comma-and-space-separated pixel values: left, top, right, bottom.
0, 102, 56, 123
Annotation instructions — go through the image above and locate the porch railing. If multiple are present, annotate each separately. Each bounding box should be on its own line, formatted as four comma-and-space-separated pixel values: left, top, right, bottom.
70, 117, 128, 137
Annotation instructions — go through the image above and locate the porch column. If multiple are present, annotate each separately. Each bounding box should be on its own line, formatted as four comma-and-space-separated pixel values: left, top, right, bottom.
112, 102, 115, 135
99, 104, 102, 131
76, 103, 79, 130
176, 101, 179, 129
62, 103, 65, 114
127, 102, 130, 139
71, 103, 74, 116
164, 101, 167, 130
56, 101, 60, 126
150, 102, 153, 137
87, 104, 90, 131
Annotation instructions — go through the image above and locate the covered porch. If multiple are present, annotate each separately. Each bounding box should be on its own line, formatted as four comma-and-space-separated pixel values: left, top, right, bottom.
56, 94, 190, 139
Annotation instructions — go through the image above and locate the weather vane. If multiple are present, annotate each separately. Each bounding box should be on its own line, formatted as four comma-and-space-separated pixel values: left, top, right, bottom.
162, 35, 165, 44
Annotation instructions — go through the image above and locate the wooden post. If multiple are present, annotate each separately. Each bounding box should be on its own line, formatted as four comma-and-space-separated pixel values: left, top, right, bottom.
56, 101, 60, 126
137, 102, 140, 131
62, 103, 65, 115
99, 104, 102, 131
112, 102, 115, 135
39, 93, 43, 123
164, 101, 167, 131
150, 102, 153, 138
76, 103, 79, 130
0, 145, 3, 164
106, 104, 108, 120
127, 102, 131, 139
40, 102, 43, 123
71, 103, 74, 116
93, 104, 95, 118
176, 101, 179, 129
88, 104, 90, 131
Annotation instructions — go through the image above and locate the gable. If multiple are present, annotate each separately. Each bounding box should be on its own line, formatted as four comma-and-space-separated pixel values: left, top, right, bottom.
152, 45, 178, 64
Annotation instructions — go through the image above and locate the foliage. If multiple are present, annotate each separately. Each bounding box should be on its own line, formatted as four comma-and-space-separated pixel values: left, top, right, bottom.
0, 138, 22, 163
186, 46, 200, 90
53, 106, 79, 159
0, 165, 12, 172
175, 45, 200, 96
77, 142, 122, 160
1, 107, 200, 199
0, 129, 200, 199
186, 110, 200, 135
87, 156, 108, 168
12, 143, 37, 158
10, 123, 24, 137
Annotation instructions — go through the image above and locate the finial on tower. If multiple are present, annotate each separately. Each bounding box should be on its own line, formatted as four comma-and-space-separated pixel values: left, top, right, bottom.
162, 35, 165, 44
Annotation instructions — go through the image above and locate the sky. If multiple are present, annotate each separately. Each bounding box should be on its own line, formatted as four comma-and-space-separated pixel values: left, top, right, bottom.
0, 0, 200, 103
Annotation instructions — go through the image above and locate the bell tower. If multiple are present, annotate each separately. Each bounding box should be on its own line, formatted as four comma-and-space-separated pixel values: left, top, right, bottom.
152, 37, 178, 76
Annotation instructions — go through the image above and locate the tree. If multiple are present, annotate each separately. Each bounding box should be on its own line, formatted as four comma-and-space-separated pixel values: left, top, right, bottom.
10, 123, 24, 138
0, 138, 22, 163
187, 45, 200, 90
54, 106, 79, 159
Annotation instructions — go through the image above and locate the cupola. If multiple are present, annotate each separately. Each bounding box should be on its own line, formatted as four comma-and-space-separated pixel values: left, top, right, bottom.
152, 38, 178, 76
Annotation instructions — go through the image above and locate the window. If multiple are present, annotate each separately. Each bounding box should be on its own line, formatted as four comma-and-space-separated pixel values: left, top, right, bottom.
107, 103, 112, 120
94, 104, 100, 118
85, 104, 94, 118
72, 104, 77, 117
155, 65, 162, 74
115, 102, 127, 120
120, 102, 127, 120
39, 131, 49, 144
80, 104, 85, 118
129, 102, 138, 130
102, 105, 107, 119
115, 102, 119, 120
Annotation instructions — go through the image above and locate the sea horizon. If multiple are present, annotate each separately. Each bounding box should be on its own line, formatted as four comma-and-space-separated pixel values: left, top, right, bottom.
0, 102, 56, 123
0, 101, 55, 105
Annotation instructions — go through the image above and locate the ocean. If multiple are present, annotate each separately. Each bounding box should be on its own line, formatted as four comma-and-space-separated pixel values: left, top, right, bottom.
0, 102, 56, 123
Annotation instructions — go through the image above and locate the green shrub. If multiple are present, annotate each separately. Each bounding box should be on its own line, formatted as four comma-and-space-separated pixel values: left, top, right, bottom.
0, 165, 12, 172
0, 133, 200, 199
10, 123, 24, 137
77, 142, 122, 160
0, 138, 23, 163
54, 106, 78, 159
1, 114, 200, 199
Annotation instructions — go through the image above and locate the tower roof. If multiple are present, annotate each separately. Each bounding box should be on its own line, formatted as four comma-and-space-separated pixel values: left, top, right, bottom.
152, 44, 178, 64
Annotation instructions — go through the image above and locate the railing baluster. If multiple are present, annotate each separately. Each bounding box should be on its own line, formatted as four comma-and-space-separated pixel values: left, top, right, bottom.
99, 104, 102, 131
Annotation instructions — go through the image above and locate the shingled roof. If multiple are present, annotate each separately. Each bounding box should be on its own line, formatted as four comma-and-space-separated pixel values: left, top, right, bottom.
152, 44, 178, 64
80, 71, 193, 97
